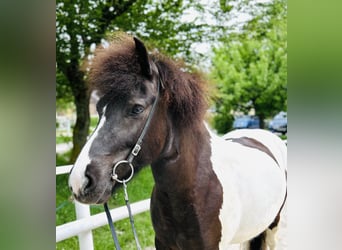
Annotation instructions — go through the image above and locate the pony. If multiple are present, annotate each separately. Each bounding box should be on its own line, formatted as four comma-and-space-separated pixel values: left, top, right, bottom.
68, 34, 287, 250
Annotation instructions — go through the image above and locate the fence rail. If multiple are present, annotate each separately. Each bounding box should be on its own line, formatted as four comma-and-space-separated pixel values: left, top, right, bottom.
56, 165, 150, 250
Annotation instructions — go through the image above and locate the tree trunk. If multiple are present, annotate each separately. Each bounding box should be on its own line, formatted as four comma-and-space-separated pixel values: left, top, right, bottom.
57, 1, 139, 163
67, 63, 90, 163
258, 113, 265, 129
70, 84, 90, 163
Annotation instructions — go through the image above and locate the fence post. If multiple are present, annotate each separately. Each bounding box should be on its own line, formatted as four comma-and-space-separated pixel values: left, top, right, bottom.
75, 201, 94, 250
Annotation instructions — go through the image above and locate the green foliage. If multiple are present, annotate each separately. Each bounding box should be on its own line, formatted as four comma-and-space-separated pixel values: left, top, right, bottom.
213, 111, 234, 135
112, 0, 206, 63
56, 0, 216, 158
56, 70, 74, 109
219, 0, 233, 13
56, 0, 210, 104
210, 0, 287, 132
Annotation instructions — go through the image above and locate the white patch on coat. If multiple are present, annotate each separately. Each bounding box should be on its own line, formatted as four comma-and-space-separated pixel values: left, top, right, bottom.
69, 106, 107, 195
206, 126, 287, 248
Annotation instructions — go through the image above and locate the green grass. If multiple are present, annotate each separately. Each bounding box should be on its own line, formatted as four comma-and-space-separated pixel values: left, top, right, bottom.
56, 150, 72, 166
279, 134, 287, 140
56, 151, 155, 249
56, 135, 72, 144
90, 116, 99, 129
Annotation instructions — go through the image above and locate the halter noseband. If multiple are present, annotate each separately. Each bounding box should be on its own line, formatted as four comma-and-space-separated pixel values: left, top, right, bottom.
111, 74, 161, 183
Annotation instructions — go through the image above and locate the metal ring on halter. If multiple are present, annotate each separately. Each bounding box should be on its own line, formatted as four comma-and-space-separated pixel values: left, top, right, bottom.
111, 160, 134, 183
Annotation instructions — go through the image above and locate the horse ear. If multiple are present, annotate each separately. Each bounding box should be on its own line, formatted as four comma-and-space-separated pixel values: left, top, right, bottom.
134, 37, 152, 78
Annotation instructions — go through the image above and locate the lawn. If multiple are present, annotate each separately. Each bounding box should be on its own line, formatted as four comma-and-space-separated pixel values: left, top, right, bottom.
56, 153, 156, 249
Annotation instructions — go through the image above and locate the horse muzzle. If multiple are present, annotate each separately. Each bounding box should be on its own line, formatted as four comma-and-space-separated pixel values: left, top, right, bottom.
69, 163, 114, 204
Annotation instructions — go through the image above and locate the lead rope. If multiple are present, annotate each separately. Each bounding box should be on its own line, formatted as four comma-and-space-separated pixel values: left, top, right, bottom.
104, 202, 121, 250
104, 162, 139, 250
103, 181, 142, 250
123, 181, 142, 250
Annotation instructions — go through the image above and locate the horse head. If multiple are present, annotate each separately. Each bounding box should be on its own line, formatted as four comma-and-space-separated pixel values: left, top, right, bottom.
68, 37, 167, 204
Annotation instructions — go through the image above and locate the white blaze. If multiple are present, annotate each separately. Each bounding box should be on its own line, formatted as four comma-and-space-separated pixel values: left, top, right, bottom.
69, 107, 107, 195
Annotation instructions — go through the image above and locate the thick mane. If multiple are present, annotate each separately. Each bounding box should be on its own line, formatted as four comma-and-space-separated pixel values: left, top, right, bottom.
153, 55, 208, 127
88, 34, 208, 127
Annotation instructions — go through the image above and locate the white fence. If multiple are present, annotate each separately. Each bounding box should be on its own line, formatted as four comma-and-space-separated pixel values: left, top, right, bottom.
56, 165, 150, 250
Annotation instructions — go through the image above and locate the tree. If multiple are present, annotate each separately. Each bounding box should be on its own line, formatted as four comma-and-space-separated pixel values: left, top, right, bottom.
56, 0, 284, 159
210, 0, 287, 133
56, 0, 210, 162
57, 0, 138, 162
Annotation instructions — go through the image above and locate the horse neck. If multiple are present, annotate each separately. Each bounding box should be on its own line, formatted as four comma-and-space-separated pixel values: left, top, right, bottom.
151, 121, 211, 192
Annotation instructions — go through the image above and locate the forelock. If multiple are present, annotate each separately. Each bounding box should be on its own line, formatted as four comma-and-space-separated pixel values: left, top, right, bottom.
87, 34, 142, 98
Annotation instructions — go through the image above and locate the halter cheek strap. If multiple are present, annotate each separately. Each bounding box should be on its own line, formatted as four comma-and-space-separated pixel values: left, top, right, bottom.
104, 75, 161, 250
111, 76, 161, 183
127, 76, 161, 163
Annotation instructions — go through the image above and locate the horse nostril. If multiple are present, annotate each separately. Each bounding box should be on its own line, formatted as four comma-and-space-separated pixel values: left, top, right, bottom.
84, 169, 96, 191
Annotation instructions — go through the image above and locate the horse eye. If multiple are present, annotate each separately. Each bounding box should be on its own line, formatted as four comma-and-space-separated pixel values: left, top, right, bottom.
131, 104, 144, 115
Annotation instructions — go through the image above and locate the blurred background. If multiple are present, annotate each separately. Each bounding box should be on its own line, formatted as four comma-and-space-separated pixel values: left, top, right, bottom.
55, 1, 288, 248
56, 0, 287, 162
0, 0, 342, 249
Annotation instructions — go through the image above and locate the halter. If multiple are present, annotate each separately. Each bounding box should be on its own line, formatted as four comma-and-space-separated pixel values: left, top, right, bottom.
104, 74, 161, 250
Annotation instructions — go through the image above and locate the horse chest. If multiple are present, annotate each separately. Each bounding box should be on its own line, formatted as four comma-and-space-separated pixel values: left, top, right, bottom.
150, 184, 222, 249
